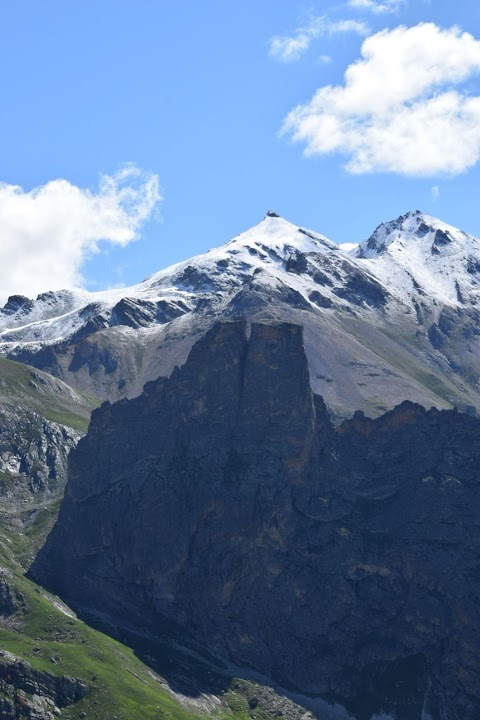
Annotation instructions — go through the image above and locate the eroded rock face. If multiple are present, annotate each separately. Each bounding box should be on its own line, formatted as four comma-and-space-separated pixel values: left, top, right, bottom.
0, 409, 80, 497
31, 321, 480, 720
0, 650, 88, 719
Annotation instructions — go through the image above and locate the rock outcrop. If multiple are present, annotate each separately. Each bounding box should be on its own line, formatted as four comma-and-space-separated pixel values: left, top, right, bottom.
0, 408, 80, 497
31, 320, 480, 720
0, 357, 98, 524
0, 650, 88, 719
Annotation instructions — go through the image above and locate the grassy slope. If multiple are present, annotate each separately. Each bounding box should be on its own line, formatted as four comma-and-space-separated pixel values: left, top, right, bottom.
0, 518, 240, 720
0, 356, 99, 432
0, 564, 194, 719
0, 503, 292, 720
335, 313, 471, 411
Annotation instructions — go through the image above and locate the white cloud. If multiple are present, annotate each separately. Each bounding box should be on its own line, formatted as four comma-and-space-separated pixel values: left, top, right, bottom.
329, 19, 371, 34
431, 185, 440, 202
270, 34, 310, 63
338, 242, 359, 253
269, 16, 370, 63
0, 165, 161, 305
348, 0, 405, 13
281, 23, 480, 176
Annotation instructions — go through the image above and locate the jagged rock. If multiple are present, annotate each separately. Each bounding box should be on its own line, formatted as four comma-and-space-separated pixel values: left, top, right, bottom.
333, 265, 387, 307
0, 409, 80, 497
30, 321, 480, 719
308, 291, 333, 309
433, 228, 452, 246
0, 575, 24, 617
69, 309, 110, 342
285, 253, 308, 275
1, 296, 34, 316
109, 297, 187, 329
0, 358, 96, 549
110, 297, 157, 329
0, 650, 88, 718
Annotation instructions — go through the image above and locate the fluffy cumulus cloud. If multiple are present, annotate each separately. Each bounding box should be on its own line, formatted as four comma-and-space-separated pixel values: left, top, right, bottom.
269, 16, 370, 63
0, 165, 161, 305
281, 23, 480, 176
347, 0, 405, 13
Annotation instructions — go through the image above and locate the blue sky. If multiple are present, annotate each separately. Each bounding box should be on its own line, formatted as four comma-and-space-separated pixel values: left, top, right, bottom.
1, 0, 480, 300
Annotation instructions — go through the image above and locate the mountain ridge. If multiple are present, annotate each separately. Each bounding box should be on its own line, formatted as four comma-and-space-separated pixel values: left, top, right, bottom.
2, 210, 480, 419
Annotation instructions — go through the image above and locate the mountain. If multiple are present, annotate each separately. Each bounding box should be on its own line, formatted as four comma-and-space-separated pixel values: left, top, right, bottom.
31, 320, 480, 720
2, 210, 480, 419
0, 358, 264, 720
0, 356, 99, 566
0, 360, 99, 718
0, 356, 96, 434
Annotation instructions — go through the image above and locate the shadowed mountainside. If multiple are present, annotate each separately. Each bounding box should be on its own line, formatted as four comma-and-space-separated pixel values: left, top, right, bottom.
31, 320, 480, 720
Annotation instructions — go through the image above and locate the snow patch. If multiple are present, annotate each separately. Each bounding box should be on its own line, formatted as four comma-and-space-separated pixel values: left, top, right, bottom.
1, 210, 480, 352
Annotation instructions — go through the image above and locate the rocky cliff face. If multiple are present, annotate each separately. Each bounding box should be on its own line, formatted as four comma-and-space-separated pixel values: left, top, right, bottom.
0, 357, 98, 551
0, 408, 79, 498
31, 320, 480, 720
0, 649, 88, 719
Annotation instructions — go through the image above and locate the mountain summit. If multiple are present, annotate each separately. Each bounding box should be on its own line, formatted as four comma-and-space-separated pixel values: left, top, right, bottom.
355, 210, 480, 307
1, 211, 480, 418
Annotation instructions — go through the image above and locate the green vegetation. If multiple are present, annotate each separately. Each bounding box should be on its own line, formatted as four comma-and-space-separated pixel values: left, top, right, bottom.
0, 522, 201, 720
335, 314, 471, 412
6, 499, 63, 568
0, 357, 99, 432
0, 511, 284, 720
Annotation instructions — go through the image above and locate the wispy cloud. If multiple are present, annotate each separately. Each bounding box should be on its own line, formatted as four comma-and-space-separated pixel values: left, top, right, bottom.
281, 23, 480, 176
269, 16, 370, 63
431, 186, 440, 202
347, 0, 406, 14
0, 165, 161, 304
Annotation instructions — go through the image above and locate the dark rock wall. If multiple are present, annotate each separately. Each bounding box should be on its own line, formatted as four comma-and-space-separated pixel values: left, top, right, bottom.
31, 321, 480, 719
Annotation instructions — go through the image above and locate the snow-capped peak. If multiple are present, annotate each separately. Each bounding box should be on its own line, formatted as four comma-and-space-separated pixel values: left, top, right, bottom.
354, 211, 480, 306
0, 213, 336, 347
221, 213, 336, 256
354, 210, 477, 260
2, 209, 480, 353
